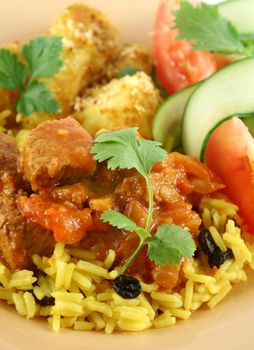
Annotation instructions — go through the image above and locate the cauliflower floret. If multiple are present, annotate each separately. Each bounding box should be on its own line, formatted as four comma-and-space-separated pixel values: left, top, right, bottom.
73, 71, 162, 139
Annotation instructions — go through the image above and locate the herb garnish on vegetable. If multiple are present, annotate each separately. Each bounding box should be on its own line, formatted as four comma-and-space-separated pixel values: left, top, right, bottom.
91, 128, 196, 273
0, 36, 63, 116
174, 1, 254, 56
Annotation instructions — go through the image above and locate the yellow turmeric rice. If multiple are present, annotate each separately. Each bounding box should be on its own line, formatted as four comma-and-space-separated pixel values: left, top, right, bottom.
0, 197, 253, 333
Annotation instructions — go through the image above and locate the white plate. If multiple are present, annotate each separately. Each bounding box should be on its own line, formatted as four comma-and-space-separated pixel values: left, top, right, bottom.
0, 1, 253, 349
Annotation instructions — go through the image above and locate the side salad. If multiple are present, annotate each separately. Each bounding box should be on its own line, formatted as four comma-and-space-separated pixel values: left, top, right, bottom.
153, 0, 254, 235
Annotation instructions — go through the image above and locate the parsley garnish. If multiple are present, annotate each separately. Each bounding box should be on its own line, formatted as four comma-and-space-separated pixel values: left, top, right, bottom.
174, 1, 253, 56
92, 128, 196, 273
0, 36, 63, 116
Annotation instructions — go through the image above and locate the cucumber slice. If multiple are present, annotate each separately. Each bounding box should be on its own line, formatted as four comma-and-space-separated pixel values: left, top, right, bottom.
182, 57, 254, 160
218, 0, 254, 34
242, 114, 254, 136
152, 0, 254, 153
153, 84, 198, 151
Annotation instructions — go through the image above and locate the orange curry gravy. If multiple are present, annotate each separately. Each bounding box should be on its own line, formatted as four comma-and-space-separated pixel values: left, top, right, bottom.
18, 152, 224, 291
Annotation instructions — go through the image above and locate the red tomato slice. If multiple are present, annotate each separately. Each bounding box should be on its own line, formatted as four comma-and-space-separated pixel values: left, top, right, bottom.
205, 117, 254, 234
153, 0, 231, 95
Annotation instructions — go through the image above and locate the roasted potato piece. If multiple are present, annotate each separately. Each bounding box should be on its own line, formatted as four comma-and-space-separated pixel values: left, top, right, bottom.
73, 71, 162, 139
103, 44, 153, 81
20, 3, 118, 130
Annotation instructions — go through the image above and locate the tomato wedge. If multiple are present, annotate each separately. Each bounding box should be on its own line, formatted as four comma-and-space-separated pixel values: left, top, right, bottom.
153, 0, 232, 95
205, 117, 254, 234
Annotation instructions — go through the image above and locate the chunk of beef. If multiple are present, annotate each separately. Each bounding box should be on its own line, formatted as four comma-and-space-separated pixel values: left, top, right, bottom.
40, 182, 89, 209
0, 133, 26, 194
0, 192, 55, 270
19, 117, 96, 191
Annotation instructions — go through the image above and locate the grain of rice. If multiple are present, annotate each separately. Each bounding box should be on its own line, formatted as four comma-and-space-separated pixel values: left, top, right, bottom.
38, 276, 53, 297
153, 311, 176, 329
202, 208, 212, 228
114, 305, 148, 321
23, 292, 36, 318
218, 213, 227, 232
209, 226, 227, 252
214, 260, 233, 279
0, 288, 14, 302
12, 293, 26, 316
190, 301, 202, 311
9, 270, 36, 289
97, 290, 113, 302
72, 270, 92, 290
64, 263, 75, 290
52, 314, 61, 333
112, 293, 139, 306
52, 300, 84, 317
200, 198, 238, 212
52, 291, 84, 303
140, 281, 158, 293
69, 248, 95, 261
138, 294, 155, 320
105, 319, 116, 334
103, 249, 116, 270
55, 260, 66, 289
74, 321, 94, 331
88, 312, 105, 330
208, 284, 232, 309
185, 272, 216, 285
33, 286, 45, 300
151, 299, 160, 313
108, 270, 118, 279
170, 308, 191, 319
206, 283, 221, 295
60, 317, 77, 328
151, 292, 182, 304
53, 243, 65, 260
39, 306, 52, 316
76, 260, 110, 278
82, 299, 113, 317
117, 318, 150, 331
184, 279, 194, 311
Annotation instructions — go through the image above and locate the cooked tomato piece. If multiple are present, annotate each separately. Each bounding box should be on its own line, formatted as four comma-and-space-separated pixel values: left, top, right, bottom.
205, 117, 254, 234
17, 195, 92, 244
153, 0, 232, 94
151, 264, 181, 291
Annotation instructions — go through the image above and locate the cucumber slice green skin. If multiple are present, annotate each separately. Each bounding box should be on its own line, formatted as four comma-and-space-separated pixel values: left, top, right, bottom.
153, 84, 198, 152
200, 113, 254, 161
182, 57, 254, 160
218, 0, 254, 34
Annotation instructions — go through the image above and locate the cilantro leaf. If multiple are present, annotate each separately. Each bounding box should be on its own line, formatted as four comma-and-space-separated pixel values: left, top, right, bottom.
96, 130, 196, 273
91, 128, 166, 178
17, 80, 60, 115
0, 49, 27, 91
117, 66, 141, 78
21, 36, 63, 79
147, 224, 196, 266
101, 210, 150, 241
174, 1, 246, 55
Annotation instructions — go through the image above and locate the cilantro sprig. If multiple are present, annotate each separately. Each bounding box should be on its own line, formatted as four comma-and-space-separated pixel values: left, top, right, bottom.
0, 36, 63, 116
91, 128, 196, 274
174, 1, 254, 56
